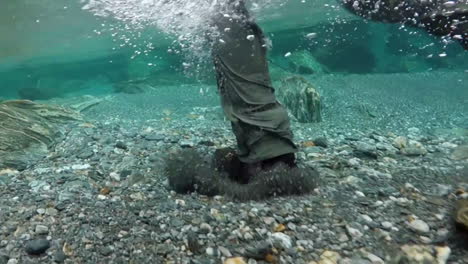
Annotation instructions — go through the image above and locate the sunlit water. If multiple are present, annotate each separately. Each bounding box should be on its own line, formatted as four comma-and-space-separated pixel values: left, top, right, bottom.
0, 0, 466, 99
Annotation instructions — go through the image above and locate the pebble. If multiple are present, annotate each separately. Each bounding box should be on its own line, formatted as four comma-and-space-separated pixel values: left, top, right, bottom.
25, 239, 50, 255
109, 172, 121, 181
45, 208, 58, 216
224, 257, 246, 264
71, 164, 91, 170
393, 136, 407, 149
348, 158, 360, 167
360, 215, 373, 223
355, 142, 376, 153
366, 253, 384, 264
35, 225, 49, 235
144, 133, 164, 141
381, 221, 392, 230
206, 247, 215, 256
200, 223, 212, 234
54, 250, 67, 263
408, 219, 430, 233
100, 246, 113, 256
318, 250, 341, 263
263, 217, 275, 225
346, 225, 363, 239
271, 232, 292, 249
218, 246, 232, 257
115, 141, 127, 149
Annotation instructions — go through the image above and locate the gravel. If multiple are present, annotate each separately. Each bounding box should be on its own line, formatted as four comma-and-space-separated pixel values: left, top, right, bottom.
0, 78, 467, 263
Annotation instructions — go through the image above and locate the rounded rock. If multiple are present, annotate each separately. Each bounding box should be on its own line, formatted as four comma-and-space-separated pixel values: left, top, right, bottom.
25, 239, 50, 255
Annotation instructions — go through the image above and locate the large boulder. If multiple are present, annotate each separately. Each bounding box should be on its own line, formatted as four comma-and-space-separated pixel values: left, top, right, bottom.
456, 199, 468, 230
113, 78, 154, 94
287, 50, 328, 75
0, 100, 82, 170
276, 76, 322, 123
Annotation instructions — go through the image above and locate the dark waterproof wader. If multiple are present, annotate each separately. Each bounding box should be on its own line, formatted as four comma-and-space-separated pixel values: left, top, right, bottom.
211, 9, 297, 164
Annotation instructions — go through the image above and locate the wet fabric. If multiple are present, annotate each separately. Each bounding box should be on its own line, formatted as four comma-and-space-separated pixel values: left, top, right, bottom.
211, 4, 297, 163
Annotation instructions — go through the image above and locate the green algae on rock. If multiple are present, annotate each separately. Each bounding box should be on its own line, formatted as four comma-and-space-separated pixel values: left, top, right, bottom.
277, 76, 322, 123
0, 100, 82, 170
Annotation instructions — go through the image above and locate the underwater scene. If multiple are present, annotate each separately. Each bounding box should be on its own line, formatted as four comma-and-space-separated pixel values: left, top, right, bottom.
0, 0, 467, 263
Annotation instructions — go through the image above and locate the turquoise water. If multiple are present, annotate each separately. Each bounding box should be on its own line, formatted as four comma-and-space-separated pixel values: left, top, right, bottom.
0, 0, 467, 100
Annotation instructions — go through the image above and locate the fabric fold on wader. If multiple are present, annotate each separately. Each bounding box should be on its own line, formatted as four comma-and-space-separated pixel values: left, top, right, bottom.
211, 6, 297, 163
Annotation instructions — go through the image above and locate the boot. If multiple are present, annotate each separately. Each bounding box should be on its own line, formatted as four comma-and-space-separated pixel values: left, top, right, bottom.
261, 153, 296, 171
213, 148, 243, 182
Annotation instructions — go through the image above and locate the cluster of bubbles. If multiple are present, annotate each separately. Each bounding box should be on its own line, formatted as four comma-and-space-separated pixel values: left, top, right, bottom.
81, 0, 282, 60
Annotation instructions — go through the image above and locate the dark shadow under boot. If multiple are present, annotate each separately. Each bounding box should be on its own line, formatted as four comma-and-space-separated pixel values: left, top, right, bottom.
213, 147, 244, 183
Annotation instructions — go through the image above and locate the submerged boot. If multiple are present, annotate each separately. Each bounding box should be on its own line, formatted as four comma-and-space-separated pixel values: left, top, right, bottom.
261, 153, 296, 171
238, 161, 262, 184
238, 153, 296, 184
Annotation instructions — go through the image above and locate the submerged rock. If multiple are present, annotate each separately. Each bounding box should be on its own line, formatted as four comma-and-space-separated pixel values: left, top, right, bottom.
277, 76, 322, 123
25, 239, 50, 255
392, 245, 451, 264
451, 145, 468, 160
455, 199, 468, 229
286, 50, 328, 75
0, 100, 82, 170
113, 78, 153, 94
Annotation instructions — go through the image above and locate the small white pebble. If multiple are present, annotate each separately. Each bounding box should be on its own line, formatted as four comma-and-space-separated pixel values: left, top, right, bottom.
175, 199, 186, 206
206, 247, 215, 255
381, 221, 393, 229
360, 214, 373, 223
246, 35, 255, 41
7, 259, 18, 264
408, 219, 430, 233
366, 252, 384, 264
355, 191, 365, 197
306, 32, 317, 39
374, 201, 384, 207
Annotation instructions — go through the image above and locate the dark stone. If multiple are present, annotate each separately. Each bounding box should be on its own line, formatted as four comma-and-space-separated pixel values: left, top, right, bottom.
55, 202, 68, 211
115, 141, 127, 150
313, 137, 328, 148
25, 239, 50, 255
54, 250, 67, 263
0, 255, 8, 264
198, 140, 215, 146
187, 232, 202, 254
100, 246, 113, 256
120, 170, 132, 179
77, 150, 94, 159
144, 134, 165, 141
155, 244, 173, 256
244, 242, 273, 260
